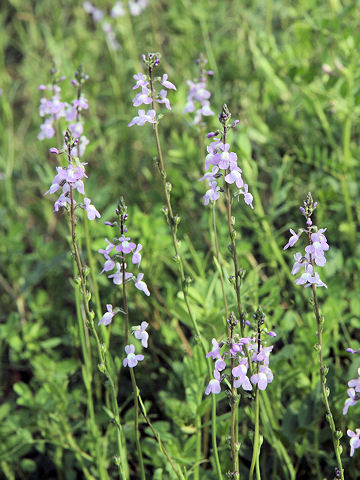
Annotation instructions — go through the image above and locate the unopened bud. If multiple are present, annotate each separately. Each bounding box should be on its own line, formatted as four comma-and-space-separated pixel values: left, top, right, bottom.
98, 363, 106, 374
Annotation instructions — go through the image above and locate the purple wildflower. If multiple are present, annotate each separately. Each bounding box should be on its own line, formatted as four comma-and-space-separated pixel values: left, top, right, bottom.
232, 362, 252, 391
98, 304, 116, 326
161, 74, 176, 90
250, 365, 274, 390
184, 56, 214, 125
347, 429, 360, 457
128, 109, 156, 127
83, 197, 101, 220
206, 338, 221, 360
123, 344, 144, 368
205, 369, 221, 395
132, 244, 142, 267
134, 273, 150, 296
133, 321, 149, 348
284, 229, 300, 250
285, 195, 329, 288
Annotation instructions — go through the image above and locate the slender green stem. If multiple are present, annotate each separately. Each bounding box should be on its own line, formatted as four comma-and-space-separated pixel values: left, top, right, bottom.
148, 66, 222, 480
212, 202, 229, 324
249, 387, 260, 480
311, 284, 344, 480
305, 224, 344, 480
130, 369, 146, 480
138, 393, 185, 480
119, 212, 145, 480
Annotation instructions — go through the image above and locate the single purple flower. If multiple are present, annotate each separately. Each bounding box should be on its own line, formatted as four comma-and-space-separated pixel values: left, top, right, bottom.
205, 369, 221, 395
133, 321, 149, 348
347, 429, 360, 457
108, 263, 133, 285
98, 304, 115, 326
132, 72, 148, 90
134, 273, 150, 296
83, 197, 101, 220
250, 365, 273, 390
123, 344, 144, 368
206, 338, 221, 359
160, 73, 176, 90
232, 362, 252, 391
215, 357, 226, 372
284, 229, 299, 250
115, 236, 136, 254
132, 244, 142, 267
347, 348, 360, 354
128, 109, 156, 127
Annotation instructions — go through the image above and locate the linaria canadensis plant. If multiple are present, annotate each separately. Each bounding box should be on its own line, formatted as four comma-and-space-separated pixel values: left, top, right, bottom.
129, 52, 222, 480
284, 193, 345, 479
201, 104, 266, 479
99, 198, 184, 480
184, 53, 214, 126
44, 130, 129, 479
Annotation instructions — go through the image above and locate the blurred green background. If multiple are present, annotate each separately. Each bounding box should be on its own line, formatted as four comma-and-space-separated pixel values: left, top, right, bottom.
1, 0, 360, 478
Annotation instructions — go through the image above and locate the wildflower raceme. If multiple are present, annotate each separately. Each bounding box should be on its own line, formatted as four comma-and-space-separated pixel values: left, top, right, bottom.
128, 52, 176, 127
38, 67, 89, 156
201, 105, 253, 208
284, 193, 329, 288
184, 54, 214, 125
205, 309, 275, 395
98, 203, 150, 297
44, 130, 100, 220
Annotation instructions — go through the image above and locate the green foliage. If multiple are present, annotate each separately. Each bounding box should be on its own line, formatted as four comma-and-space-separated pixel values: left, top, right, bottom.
1, 0, 360, 478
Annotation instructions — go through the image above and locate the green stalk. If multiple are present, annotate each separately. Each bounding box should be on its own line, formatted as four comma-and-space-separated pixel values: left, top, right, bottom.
119, 212, 145, 480
148, 64, 222, 480
311, 283, 344, 480
138, 394, 185, 480
249, 387, 260, 480
130, 370, 145, 480
304, 219, 344, 480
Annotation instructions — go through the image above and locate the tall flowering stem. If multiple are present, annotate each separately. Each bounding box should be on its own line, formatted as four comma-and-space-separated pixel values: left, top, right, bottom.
202, 104, 254, 477
284, 193, 344, 479
99, 199, 183, 479
117, 200, 145, 480
129, 52, 222, 479
45, 132, 129, 479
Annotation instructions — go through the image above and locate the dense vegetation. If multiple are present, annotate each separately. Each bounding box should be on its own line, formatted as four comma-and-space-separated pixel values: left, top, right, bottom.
1, 0, 360, 478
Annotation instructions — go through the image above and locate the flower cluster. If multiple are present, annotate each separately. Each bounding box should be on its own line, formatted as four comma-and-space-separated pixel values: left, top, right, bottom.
205, 312, 275, 395
184, 54, 214, 124
38, 68, 89, 155
343, 347, 360, 457
201, 105, 253, 208
98, 203, 150, 296
122, 322, 150, 368
128, 53, 176, 127
44, 131, 100, 220
83, 1, 148, 50
284, 194, 329, 288
98, 305, 149, 367
343, 368, 360, 415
